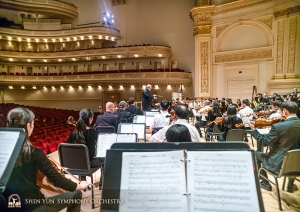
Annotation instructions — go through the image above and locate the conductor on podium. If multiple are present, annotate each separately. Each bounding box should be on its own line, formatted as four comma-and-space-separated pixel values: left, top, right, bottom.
142, 84, 157, 111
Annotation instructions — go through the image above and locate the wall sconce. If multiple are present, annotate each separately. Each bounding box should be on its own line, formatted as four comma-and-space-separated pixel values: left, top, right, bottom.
51, 86, 55, 89
108, 85, 112, 89
43, 86, 47, 90
9, 86, 13, 89
21, 86, 25, 89
78, 86, 82, 89
98, 85, 102, 89
119, 85, 123, 89
60, 86, 64, 89
32, 86, 36, 89
167, 85, 172, 89
131, 85, 135, 89
155, 85, 159, 89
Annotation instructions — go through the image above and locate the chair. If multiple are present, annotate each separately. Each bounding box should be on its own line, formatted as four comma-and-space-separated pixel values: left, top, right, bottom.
207, 124, 223, 142
58, 143, 100, 209
95, 126, 115, 133
258, 149, 300, 210
226, 129, 245, 141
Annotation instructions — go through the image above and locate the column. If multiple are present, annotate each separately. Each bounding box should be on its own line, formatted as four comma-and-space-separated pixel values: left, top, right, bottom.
190, 6, 214, 98
0, 88, 4, 103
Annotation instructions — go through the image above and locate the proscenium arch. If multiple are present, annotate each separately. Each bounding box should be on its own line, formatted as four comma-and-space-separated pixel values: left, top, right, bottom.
215, 20, 274, 52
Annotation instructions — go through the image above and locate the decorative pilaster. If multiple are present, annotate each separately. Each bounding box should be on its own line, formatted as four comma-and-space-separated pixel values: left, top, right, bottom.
275, 20, 285, 78
190, 6, 214, 98
287, 16, 297, 77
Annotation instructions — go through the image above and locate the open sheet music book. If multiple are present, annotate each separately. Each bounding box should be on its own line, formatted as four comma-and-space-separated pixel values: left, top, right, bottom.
119, 150, 262, 212
118, 123, 146, 140
95, 133, 137, 157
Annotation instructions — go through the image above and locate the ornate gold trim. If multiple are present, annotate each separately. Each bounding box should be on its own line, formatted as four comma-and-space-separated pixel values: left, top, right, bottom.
215, 49, 272, 63
201, 41, 208, 93
216, 25, 228, 37
288, 17, 297, 74
193, 25, 211, 36
274, 5, 300, 19
257, 17, 272, 29
276, 20, 285, 74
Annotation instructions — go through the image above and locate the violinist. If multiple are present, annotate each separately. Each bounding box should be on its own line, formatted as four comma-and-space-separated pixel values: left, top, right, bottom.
195, 100, 211, 137
150, 100, 170, 134
219, 105, 244, 141
268, 101, 281, 119
205, 101, 223, 141
255, 97, 265, 112
238, 99, 253, 130
67, 108, 104, 170
249, 101, 300, 192
3, 108, 90, 212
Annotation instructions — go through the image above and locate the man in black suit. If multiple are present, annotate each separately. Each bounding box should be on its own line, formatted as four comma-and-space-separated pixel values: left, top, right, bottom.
114, 101, 132, 123
93, 102, 118, 131
250, 101, 300, 192
125, 97, 143, 115
142, 84, 157, 111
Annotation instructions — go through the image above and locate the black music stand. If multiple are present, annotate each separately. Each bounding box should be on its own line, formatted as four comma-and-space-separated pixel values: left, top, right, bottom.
100, 142, 264, 212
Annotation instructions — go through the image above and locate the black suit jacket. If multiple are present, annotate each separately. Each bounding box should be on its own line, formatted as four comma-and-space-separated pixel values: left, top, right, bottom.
125, 105, 143, 115
113, 109, 132, 123
252, 117, 300, 173
142, 89, 154, 111
93, 112, 118, 131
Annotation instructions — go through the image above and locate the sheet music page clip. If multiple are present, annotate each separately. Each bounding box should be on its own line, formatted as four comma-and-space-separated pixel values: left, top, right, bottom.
180, 159, 190, 162
182, 193, 191, 196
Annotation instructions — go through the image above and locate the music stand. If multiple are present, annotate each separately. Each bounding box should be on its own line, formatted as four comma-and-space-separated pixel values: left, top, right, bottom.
117, 123, 146, 142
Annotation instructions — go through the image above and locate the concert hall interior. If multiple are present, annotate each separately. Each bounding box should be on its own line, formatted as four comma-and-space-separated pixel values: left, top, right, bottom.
0, 0, 300, 211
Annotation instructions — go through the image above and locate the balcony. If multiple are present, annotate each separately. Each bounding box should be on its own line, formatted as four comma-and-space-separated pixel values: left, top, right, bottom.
0, 0, 78, 19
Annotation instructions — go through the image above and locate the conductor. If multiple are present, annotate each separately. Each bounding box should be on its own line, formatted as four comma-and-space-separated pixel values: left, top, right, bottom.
142, 84, 157, 111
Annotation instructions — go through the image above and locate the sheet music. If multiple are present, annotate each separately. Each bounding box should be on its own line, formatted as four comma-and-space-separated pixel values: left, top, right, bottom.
95, 134, 117, 157
131, 124, 145, 139
117, 134, 136, 143
187, 151, 260, 212
146, 116, 154, 126
119, 151, 188, 212
120, 124, 133, 133
257, 128, 270, 135
145, 111, 159, 116
0, 131, 20, 179
136, 115, 146, 123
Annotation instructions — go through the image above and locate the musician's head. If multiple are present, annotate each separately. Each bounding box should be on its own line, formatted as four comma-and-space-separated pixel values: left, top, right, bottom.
118, 101, 127, 110
79, 108, 94, 127
166, 124, 192, 142
7, 107, 35, 137
281, 101, 298, 116
106, 102, 115, 113
160, 100, 170, 111
225, 98, 232, 105
146, 84, 152, 91
227, 105, 237, 116
242, 99, 250, 107
203, 100, 210, 106
128, 97, 135, 105
272, 101, 281, 111
174, 104, 189, 119
7, 107, 35, 165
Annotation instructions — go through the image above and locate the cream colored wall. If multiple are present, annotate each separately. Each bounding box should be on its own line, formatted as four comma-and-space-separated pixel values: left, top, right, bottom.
3, 84, 193, 111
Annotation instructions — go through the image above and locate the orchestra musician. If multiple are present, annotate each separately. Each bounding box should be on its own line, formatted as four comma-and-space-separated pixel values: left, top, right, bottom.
219, 105, 245, 141
194, 100, 211, 137
150, 100, 170, 134
267, 101, 281, 119
205, 101, 223, 141
66, 108, 104, 171
3, 107, 90, 212
249, 101, 300, 192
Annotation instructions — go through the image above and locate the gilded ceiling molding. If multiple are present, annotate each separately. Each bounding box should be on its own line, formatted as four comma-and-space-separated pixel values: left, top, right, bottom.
145, 73, 163, 78
193, 25, 211, 36
257, 17, 273, 29
215, 20, 273, 52
212, 0, 273, 16
274, 5, 300, 19
200, 41, 208, 93
216, 25, 229, 37
215, 49, 272, 63
287, 17, 297, 74
166, 73, 190, 79
190, 6, 214, 26
276, 20, 285, 74
125, 74, 143, 78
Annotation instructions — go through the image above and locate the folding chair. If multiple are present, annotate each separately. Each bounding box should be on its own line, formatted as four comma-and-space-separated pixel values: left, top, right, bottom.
226, 129, 245, 141
207, 124, 223, 142
258, 149, 300, 210
95, 126, 115, 133
58, 143, 101, 209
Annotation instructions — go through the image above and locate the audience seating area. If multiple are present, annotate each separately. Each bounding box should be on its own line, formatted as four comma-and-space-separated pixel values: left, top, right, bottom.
0, 103, 101, 155
0, 68, 185, 76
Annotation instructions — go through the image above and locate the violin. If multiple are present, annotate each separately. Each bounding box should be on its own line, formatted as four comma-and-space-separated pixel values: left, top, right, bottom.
257, 109, 275, 117
206, 116, 223, 126
67, 116, 77, 127
37, 156, 66, 193
250, 116, 285, 128
235, 123, 244, 128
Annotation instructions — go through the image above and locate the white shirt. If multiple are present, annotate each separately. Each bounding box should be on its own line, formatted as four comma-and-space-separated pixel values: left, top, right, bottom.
268, 110, 281, 119
238, 106, 253, 127
149, 119, 201, 143
198, 105, 211, 121
149, 111, 170, 130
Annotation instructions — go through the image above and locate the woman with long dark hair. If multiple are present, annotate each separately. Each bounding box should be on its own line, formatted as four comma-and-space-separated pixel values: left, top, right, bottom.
205, 101, 223, 141
220, 105, 245, 141
66, 108, 104, 168
3, 107, 89, 212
